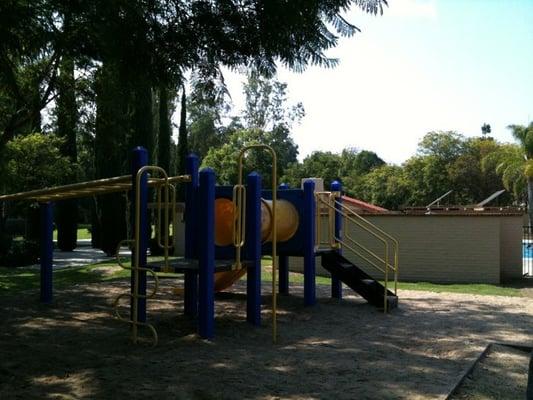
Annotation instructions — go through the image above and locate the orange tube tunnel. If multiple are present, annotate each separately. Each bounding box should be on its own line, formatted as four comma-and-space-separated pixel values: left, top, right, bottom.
212, 197, 299, 292
214, 198, 299, 247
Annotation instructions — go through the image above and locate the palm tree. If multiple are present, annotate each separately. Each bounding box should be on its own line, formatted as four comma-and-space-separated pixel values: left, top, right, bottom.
508, 123, 533, 225
482, 144, 524, 196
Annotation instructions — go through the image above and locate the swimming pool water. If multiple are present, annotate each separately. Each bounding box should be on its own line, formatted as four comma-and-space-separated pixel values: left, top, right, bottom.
523, 242, 533, 258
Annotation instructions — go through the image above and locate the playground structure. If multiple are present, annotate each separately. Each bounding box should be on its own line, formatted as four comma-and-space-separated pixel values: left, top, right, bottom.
0, 146, 399, 346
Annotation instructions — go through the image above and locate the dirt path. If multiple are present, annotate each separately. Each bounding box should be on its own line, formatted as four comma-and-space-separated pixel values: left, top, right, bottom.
1, 280, 533, 399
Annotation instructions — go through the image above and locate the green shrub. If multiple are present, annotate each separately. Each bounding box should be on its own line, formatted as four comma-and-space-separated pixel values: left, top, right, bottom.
0, 239, 39, 267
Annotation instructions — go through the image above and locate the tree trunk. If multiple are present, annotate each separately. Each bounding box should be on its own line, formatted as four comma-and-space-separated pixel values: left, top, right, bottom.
132, 76, 154, 154
56, 53, 78, 251
94, 61, 128, 255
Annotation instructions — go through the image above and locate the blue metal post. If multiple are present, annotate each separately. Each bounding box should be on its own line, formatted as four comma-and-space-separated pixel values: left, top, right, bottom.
184, 154, 199, 317
131, 147, 148, 323
198, 168, 215, 339
278, 183, 290, 295
39, 202, 53, 303
303, 180, 316, 306
331, 180, 343, 299
245, 172, 262, 325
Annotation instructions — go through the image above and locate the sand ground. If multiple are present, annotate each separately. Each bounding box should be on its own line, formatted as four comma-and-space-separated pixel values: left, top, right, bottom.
1, 278, 532, 400
450, 344, 531, 400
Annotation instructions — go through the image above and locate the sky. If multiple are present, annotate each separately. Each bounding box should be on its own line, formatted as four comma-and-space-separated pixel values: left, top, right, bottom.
222, 0, 533, 165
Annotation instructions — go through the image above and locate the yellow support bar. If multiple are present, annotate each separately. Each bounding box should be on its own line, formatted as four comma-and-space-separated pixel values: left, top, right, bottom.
0, 174, 191, 202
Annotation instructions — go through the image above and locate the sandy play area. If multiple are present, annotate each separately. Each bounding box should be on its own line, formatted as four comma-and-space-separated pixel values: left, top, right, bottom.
1, 278, 532, 400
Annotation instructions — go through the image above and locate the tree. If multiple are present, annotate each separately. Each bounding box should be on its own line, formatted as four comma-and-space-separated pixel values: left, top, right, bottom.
188, 65, 231, 160
55, 33, 79, 251
481, 123, 492, 136
93, 62, 130, 255
350, 165, 411, 210
448, 137, 508, 205
494, 122, 533, 224
400, 131, 467, 205
158, 84, 171, 174
417, 131, 466, 162
482, 143, 525, 203
4, 133, 73, 193
242, 72, 305, 132
340, 148, 385, 176
1, 0, 388, 149
0, 0, 59, 148
4, 133, 73, 244
283, 151, 341, 188
177, 89, 188, 176
203, 128, 298, 187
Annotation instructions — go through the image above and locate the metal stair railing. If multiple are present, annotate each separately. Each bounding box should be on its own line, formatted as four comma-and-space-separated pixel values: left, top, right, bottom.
315, 192, 399, 312
113, 167, 188, 346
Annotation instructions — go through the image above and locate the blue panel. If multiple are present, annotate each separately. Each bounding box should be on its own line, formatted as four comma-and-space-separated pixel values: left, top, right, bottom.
185, 154, 199, 259
279, 256, 289, 295
184, 154, 199, 315
303, 180, 316, 306
198, 168, 215, 339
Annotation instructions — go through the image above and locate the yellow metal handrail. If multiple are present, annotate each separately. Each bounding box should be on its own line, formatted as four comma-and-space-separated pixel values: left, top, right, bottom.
113, 239, 159, 347
334, 199, 399, 295
235, 145, 278, 344
315, 194, 399, 312
315, 192, 338, 250
232, 184, 247, 249
156, 183, 177, 273
112, 166, 186, 346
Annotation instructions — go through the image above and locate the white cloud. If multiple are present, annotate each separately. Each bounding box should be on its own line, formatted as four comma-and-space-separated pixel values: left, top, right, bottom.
386, 0, 437, 19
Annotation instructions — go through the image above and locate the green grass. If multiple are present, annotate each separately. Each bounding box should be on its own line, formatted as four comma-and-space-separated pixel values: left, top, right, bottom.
53, 227, 92, 241
0, 256, 523, 298
0, 262, 129, 294
392, 281, 522, 297
0, 255, 183, 295
259, 259, 522, 297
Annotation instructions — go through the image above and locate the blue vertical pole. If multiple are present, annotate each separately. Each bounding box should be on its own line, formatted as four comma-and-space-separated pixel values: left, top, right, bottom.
303, 180, 316, 306
245, 172, 261, 325
39, 202, 53, 303
184, 154, 199, 317
278, 183, 290, 295
198, 168, 215, 339
331, 180, 343, 299
131, 147, 148, 323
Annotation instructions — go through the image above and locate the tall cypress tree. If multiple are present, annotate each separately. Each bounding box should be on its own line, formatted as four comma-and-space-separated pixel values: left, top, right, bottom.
177, 89, 188, 174
94, 61, 129, 255
153, 84, 172, 248
176, 88, 188, 201
56, 50, 78, 251
132, 76, 153, 154
158, 85, 171, 173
